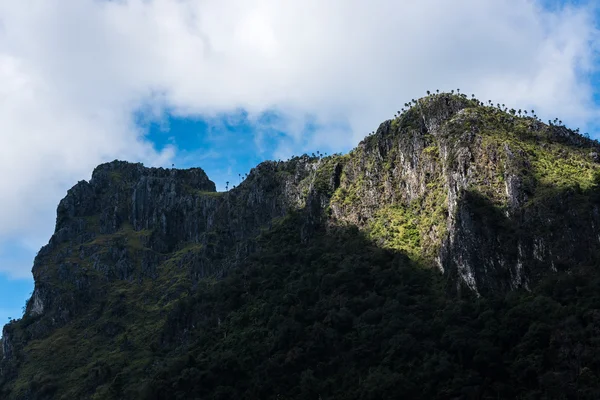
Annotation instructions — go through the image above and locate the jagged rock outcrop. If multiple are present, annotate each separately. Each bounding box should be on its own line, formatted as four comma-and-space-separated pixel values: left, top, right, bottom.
26, 157, 327, 324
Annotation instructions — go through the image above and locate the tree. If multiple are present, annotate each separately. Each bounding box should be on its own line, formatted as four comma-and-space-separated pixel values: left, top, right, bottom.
226, 181, 229, 191
427, 90, 431, 95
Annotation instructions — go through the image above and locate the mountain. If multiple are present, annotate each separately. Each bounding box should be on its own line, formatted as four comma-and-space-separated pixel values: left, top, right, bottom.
3, 93, 600, 399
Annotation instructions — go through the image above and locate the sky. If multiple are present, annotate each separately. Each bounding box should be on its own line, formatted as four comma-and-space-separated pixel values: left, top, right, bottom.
0, 0, 599, 326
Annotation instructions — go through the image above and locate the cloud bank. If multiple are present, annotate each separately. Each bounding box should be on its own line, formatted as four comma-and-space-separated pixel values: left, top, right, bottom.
0, 0, 598, 277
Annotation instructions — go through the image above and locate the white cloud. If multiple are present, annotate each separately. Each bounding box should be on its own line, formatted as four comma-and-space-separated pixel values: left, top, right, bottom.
0, 0, 598, 277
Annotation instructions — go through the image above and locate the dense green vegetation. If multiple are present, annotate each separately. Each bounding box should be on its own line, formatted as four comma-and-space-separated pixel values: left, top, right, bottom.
140, 213, 600, 400
6, 206, 600, 399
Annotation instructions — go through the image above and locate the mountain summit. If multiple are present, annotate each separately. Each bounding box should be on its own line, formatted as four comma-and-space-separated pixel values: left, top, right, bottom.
3, 93, 600, 399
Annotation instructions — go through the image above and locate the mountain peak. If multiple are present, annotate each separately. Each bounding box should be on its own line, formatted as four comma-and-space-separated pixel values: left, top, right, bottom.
90, 160, 216, 192
3, 94, 600, 399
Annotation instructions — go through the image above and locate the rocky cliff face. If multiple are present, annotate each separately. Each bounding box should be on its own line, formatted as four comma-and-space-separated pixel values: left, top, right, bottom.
328, 94, 600, 293
2, 93, 600, 399
24, 157, 325, 331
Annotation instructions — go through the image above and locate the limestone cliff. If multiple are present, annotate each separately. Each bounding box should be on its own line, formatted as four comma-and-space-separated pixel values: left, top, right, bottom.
329, 94, 600, 293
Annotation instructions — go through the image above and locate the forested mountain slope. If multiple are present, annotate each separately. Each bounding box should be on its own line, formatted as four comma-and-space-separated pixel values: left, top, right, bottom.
2, 93, 600, 399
